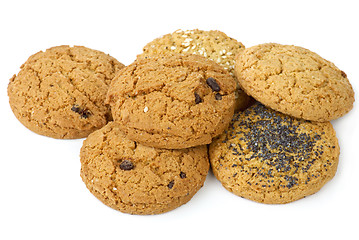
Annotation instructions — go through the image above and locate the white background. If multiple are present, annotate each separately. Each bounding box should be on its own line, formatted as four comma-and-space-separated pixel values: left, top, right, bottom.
0, 1, 358, 239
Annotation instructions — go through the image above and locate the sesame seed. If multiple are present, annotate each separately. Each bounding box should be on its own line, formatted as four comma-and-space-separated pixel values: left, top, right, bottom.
144, 106, 149, 113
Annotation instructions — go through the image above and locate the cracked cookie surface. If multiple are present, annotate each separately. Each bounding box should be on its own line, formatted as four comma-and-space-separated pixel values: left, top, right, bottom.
107, 53, 236, 149
80, 122, 209, 215
234, 43, 354, 121
139, 29, 251, 111
8, 45, 125, 139
209, 103, 339, 204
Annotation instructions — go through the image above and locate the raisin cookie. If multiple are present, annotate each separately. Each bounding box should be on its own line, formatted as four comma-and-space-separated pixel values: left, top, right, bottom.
234, 43, 355, 121
8, 45, 125, 139
139, 29, 251, 111
80, 122, 209, 215
209, 103, 340, 204
107, 53, 236, 149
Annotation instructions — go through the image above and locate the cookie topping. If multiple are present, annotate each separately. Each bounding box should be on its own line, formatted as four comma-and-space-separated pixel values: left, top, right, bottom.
227, 103, 329, 189
206, 77, 221, 92
119, 160, 135, 170
215, 93, 222, 100
71, 104, 91, 119
180, 172, 187, 179
194, 93, 202, 104
144, 106, 149, 113
167, 180, 175, 189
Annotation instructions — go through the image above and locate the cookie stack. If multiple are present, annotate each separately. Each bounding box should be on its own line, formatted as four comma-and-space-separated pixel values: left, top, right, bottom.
7, 29, 355, 214
210, 43, 354, 203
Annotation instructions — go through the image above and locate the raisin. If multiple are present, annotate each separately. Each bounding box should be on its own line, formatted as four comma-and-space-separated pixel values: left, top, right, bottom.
194, 93, 202, 104
71, 104, 91, 119
71, 104, 81, 113
80, 110, 91, 119
206, 77, 220, 92
167, 180, 174, 189
341, 70, 347, 78
119, 160, 135, 170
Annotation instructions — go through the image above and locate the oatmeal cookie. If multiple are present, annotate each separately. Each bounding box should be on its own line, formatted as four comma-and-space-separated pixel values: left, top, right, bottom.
8, 45, 125, 139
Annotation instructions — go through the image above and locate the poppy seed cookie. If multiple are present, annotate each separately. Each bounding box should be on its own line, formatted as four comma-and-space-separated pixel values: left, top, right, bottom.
209, 103, 340, 204
234, 43, 354, 121
106, 53, 236, 149
8, 45, 125, 139
80, 122, 209, 215
139, 29, 252, 111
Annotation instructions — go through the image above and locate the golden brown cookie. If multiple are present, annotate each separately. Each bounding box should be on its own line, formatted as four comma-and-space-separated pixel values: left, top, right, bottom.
234, 43, 355, 121
139, 29, 252, 111
80, 122, 209, 215
106, 53, 236, 149
8, 45, 125, 139
209, 103, 339, 204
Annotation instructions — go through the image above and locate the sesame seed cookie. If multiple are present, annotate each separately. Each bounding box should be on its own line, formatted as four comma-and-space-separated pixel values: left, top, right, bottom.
8, 45, 125, 139
209, 103, 339, 204
234, 43, 355, 121
106, 53, 236, 149
80, 122, 209, 215
139, 29, 252, 111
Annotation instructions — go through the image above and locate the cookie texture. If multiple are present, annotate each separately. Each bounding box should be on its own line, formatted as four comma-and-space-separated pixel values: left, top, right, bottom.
80, 122, 209, 215
235, 43, 355, 121
107, 53, 236, 149
8, 45, 125, 139
209, 103, 339, 204
139, 29, 251, 111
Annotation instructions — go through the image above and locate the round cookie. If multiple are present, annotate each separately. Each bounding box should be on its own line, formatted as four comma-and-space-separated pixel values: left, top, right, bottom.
234, 43, 355, 122
80, 122, 209, 215
8, 45, 125, 139
106, 53, 236, 149
139, 29, 252, 111
209, 103, 340, 204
